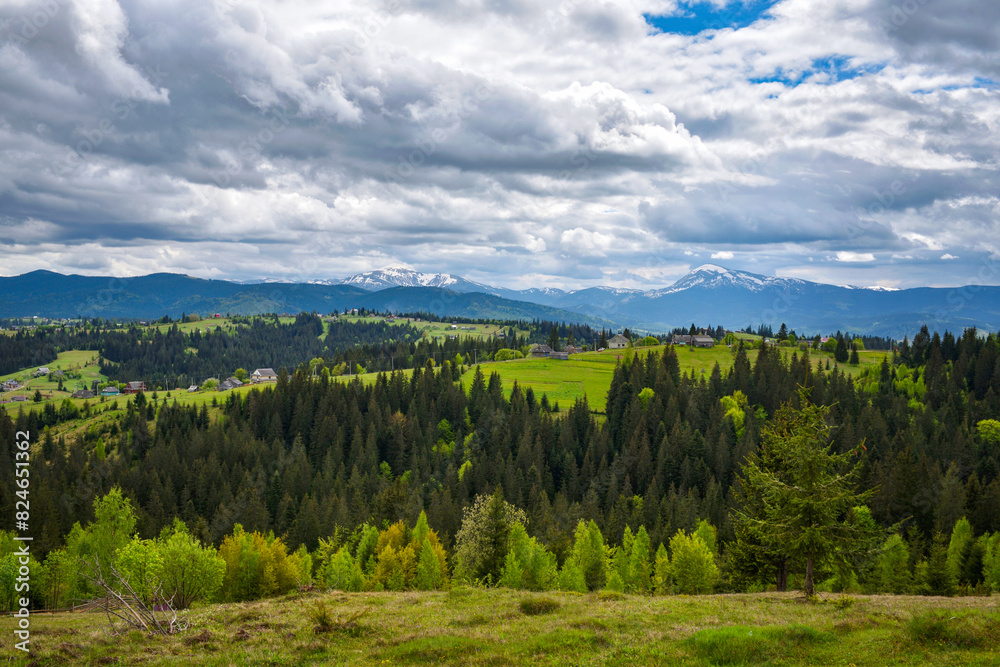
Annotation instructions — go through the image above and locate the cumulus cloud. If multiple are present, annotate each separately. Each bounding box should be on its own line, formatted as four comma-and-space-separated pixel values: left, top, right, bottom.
0, 0, 996, 289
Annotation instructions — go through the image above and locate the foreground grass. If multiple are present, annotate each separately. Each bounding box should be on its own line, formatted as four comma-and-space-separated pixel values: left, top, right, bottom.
12, 590, 1000, 666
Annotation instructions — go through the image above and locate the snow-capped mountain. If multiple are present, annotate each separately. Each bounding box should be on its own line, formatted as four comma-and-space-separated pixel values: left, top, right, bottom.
220, 263, 1000, 337
654, 264, 805, 295
341, 267, 495, 293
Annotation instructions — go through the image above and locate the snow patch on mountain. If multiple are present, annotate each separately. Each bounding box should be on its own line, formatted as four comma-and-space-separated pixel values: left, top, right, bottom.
654, 265, 805, 295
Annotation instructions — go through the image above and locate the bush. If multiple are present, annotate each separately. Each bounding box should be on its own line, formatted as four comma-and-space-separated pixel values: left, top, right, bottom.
323, 547, 364, 592
453, 489, 526, 585
570, 520, 606, 591
519, 596, 561, 615
668, 530, 719, 594
494, 349, 517, 362
217, 525, 303, 602
157, 522, 225, 608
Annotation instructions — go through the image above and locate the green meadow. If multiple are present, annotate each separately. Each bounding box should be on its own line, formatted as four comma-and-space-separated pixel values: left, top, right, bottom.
12, 589, 1000, 666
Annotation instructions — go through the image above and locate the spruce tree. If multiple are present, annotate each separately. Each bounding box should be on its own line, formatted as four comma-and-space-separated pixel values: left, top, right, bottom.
733, 390, 872, 597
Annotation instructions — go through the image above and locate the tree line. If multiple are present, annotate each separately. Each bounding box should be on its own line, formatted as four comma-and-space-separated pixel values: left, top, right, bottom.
1, 326, 999, 606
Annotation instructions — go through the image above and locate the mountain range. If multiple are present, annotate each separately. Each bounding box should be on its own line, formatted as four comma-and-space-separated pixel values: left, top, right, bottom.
2, 265, 998, 338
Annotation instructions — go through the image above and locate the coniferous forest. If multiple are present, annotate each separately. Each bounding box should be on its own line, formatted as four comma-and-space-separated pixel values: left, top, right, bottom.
2, 324, 1000, 611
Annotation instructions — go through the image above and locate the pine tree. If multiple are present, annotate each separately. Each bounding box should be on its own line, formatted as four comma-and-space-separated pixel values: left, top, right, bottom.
571, 520, 607, 591
733, 390, 872, 597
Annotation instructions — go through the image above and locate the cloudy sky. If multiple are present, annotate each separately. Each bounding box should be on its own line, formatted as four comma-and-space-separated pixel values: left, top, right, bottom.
0, 0, 998, 290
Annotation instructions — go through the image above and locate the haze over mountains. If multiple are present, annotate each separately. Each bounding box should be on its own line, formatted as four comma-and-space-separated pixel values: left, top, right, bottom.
3, 265, 998, 338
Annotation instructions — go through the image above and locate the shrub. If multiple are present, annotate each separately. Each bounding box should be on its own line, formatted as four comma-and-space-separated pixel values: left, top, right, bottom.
668, 530, 719, 594
453, 489, 526, 585
323, 547, 364, 592
571, 520, 606, 591
157, 521, 225, 608
217, 525, 302, 602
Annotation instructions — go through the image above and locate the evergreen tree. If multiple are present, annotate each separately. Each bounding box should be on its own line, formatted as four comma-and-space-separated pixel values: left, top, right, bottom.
835, 334, 849, 363
733, 390, 872, 597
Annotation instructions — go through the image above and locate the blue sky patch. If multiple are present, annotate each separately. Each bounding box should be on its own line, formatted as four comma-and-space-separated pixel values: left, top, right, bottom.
750, 56, 886, 87
645, 0, 781, 36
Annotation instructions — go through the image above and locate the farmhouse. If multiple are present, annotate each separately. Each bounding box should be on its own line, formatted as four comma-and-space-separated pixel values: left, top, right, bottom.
218, 377, 244, 391
187, 385, 199, 393
673, 335, 693, 346
530, 344, 553, 358
71, 390, 95, 399
123, 381, 146, 394
34, 367, 50, 377
101, 387, 120, 396
608, 334, 629, 349
251, 368, 278, 383
692, 335, 715, 348
564, 345, 584, 355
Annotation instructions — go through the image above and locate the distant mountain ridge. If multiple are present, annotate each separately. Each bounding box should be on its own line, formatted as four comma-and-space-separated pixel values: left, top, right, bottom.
0, 270, 612, 327
333, 264, 999, 338
2, 265, 999, 338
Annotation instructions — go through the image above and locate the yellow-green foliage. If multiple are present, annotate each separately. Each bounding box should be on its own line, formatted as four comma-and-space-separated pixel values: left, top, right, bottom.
667, 529, 719, 595
720, 391, 749, 438
571, 520, 607, 592
217, 525, 304, 602
114, 538, 164, 603
323, 547, 364, 592
156, 520, 225, 608
499, 523, 557, 591
371, 514, 448, 591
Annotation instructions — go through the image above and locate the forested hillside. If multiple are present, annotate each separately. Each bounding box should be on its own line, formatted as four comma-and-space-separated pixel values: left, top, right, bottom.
2, 326, 999, 609
1, 314, 601, 385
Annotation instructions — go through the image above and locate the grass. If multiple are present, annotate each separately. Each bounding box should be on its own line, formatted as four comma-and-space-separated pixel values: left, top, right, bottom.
13, 590, 1000, 666
457, 344, 889, 415
337, 315, 532, 347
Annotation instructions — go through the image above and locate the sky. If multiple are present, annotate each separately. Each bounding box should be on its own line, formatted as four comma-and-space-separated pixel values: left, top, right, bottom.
0, 0, 998, 291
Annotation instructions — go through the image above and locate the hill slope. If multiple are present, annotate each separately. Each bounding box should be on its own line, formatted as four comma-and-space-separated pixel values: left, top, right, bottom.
0, 271, 611, 326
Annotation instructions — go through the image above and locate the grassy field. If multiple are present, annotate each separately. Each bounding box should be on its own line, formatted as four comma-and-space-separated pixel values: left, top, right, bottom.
337, 315, 528, 344
0, 350, 106, 411
13, 589, 1000, 666
456, 345, 890, 414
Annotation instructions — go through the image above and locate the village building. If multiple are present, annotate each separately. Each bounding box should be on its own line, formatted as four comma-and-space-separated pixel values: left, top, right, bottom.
251, 368, 278, 383
692, 335, 715, 348
123, 381, 146, 394
608, 334, 630, 349
218, 377, 244, 391
530, 344, 553, 358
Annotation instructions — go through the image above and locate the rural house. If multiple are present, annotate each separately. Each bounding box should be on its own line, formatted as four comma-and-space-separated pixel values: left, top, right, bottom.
530, 344, 553, 358
252, 368, 278, 383
123, 381, 146, 394
608, 334, 629, 349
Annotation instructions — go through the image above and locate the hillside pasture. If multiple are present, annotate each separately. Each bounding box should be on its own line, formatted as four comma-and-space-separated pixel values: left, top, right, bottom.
13, 589, 1000, 666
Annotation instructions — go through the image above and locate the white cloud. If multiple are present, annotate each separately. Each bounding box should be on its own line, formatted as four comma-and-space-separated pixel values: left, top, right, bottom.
836, 251, 876, 263
0, 0, 995, 290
